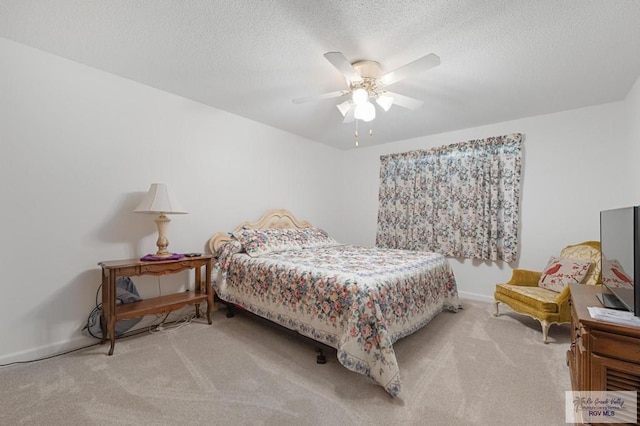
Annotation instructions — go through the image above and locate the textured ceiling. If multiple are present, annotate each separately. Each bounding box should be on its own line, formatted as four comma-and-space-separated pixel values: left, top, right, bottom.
2, 1, 640, 150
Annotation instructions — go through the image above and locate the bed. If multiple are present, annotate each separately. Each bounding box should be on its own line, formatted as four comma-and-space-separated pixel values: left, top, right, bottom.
208, 209, 460, 396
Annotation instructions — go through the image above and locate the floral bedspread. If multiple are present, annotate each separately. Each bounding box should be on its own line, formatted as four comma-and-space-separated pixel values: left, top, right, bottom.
213, 243, 460, 396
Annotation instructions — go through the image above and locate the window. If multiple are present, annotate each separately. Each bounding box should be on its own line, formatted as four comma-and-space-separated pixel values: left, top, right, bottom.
376, 133, 522, 262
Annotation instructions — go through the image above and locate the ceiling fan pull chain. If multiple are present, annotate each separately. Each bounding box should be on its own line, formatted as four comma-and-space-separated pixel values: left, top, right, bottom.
354, 121, 359, 147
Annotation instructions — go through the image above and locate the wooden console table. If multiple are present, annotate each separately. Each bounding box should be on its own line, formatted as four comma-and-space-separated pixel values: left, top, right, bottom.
98, 255, 213, 355
567, 283, 640, 425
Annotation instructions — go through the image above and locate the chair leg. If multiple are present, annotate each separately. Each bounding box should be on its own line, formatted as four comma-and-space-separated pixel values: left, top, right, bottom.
493, 300, 500, 317
540, 320, 550, 343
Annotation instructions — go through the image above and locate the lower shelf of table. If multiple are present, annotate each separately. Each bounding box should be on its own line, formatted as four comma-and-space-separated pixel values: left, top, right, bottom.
114, 291, 208, 321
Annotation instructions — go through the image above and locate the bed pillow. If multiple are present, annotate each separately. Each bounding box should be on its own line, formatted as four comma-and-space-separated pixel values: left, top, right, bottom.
538, 256, 593, 292
232, 228, 303, 257
296, 227, 341, 249
216, 239, 244, 269
232, 227, 340, 257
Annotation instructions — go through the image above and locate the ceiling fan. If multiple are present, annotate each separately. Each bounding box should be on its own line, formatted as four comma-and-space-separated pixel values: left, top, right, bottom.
293, 52, 440, 123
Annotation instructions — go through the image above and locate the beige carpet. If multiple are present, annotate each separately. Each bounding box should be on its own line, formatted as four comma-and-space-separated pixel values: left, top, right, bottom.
0, 300, 570, 425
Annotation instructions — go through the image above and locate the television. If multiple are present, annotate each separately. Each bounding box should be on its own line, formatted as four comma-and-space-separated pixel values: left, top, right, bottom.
599, 206, 640, 317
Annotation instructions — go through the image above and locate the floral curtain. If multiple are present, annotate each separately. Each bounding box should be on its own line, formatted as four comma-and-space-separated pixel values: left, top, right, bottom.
376, 133, 522, 262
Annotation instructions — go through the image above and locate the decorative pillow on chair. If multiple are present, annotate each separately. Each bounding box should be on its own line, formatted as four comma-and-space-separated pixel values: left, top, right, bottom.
560, 243, 601, 284
538, 256, 593, 292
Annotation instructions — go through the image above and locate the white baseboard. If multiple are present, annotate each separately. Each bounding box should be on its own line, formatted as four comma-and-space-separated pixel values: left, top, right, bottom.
0, 305, 200, 366
458, 290, 494, 304
0, 334, 96, 366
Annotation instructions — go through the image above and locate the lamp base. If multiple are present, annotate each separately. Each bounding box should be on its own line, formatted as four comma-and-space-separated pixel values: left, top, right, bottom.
154, 213, 172, 257
153, 250, 173, 258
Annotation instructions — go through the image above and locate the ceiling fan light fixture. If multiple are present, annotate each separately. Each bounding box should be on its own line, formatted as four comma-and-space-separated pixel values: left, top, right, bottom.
292, 52, 440, 138
376, 95, 394, 112
336, 100, 352, 117
352, 88, 369, 105
354, 101, 375, 122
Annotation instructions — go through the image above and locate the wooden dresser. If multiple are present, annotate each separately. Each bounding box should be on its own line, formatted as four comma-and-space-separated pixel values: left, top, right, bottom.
567, 283, 640, 424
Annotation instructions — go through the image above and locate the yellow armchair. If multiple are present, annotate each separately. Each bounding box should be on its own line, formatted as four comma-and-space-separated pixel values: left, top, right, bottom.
493, 241, 601, 343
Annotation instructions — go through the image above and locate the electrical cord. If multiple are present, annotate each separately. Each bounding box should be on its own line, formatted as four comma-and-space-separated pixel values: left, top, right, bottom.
0, 341, 103, 367
85, 304, 103, 339
85, 283, 103, 339
151, 312, 195, 333
149, 311, 172, 333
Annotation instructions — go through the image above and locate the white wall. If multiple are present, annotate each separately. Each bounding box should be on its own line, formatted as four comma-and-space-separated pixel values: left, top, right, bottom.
338, 95, 639, 301
0, 38, 342, 363
2, 35, 639, 363
626, 76, 640, 192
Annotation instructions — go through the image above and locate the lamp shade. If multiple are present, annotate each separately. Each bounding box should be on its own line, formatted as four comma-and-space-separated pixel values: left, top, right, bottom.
336, 100, 352, 117
134, 183, 187, 214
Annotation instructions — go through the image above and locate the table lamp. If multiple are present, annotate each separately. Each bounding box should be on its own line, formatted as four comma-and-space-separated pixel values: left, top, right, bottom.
134, 183, 187, 258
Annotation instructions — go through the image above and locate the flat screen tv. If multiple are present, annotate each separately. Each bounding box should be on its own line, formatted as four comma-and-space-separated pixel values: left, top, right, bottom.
599, 206, 640, 317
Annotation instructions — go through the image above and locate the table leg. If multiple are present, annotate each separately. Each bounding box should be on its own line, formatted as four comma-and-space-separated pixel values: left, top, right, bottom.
195, 265, 202, 318
107, 272, 117, 355
108, 316, 116, 356
206, 260, 213, 324
100, 313, 107, 345
100, 277, 108, 345
206, 289, 214, 324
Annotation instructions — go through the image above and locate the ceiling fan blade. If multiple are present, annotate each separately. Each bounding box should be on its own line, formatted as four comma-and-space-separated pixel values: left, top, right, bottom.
324, 52, 363, 83
343, 106, 355, 123
292, 91, 344, 104
379, 53, 440, 86
385, 91, 424, 110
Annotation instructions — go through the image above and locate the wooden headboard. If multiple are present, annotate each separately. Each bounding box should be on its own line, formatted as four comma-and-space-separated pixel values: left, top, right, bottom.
207, 209, 313, 256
